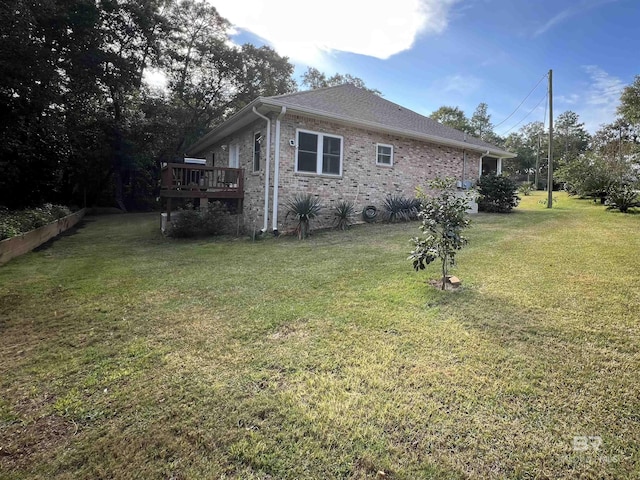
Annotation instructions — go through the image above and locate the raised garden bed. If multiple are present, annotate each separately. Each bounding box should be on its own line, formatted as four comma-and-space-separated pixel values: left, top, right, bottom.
0, 209, 85, 265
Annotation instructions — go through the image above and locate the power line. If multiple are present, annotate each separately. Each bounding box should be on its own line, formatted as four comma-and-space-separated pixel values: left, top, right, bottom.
494, 72, 549, 130
500, 91, 548, 136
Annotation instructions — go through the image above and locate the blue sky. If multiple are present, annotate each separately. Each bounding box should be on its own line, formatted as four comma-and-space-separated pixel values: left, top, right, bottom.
211, 0, 639, 135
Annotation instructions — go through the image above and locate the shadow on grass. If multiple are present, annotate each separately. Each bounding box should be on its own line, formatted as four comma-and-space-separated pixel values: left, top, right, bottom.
32, 218, 95, 252
605, 208, 640, 215
426, 280, 639, 365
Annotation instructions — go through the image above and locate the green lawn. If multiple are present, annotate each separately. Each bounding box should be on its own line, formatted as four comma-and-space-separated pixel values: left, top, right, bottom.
1, 192, 639, 479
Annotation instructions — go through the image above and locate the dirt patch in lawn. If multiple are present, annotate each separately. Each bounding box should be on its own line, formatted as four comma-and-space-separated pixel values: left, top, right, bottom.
0, 413, 74, 472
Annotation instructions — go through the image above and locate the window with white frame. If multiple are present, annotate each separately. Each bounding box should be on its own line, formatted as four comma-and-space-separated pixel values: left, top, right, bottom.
296, 129, 343, 176
376, 143, 393, 166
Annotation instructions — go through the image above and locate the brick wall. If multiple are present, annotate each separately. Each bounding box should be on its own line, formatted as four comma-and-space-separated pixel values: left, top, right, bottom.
207, 113, 482, 233
275, 114, 481, 231
206, 118, 269, 231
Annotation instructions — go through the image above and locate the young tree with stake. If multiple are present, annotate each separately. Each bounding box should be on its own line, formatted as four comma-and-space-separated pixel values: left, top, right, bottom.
409, 178, 472, 290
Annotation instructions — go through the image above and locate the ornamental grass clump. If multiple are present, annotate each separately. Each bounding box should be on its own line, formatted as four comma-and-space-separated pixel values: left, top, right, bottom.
409, 178, 472, 290
518, 182, 535, 196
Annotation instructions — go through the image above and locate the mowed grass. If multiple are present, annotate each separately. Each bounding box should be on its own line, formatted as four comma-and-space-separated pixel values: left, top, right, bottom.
1, 191, 639, 479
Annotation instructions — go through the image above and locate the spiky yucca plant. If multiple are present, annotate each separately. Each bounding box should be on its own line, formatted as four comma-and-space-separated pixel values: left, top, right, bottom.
333, 200, 355, 230
383, 195, 421, 222
606, 184, 639, 213
285, 194, 322, 239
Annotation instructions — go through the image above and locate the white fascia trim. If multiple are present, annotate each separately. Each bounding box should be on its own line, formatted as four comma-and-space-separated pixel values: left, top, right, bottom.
186, 97, 517, 160
263, 99, 516, 159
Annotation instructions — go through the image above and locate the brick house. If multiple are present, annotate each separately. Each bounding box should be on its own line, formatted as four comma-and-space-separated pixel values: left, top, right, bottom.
178, 84, 515, 234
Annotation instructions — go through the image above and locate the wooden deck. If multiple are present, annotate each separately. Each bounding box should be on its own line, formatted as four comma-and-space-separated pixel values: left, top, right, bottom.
160, 163, 244, 222
160, 163, 244, 199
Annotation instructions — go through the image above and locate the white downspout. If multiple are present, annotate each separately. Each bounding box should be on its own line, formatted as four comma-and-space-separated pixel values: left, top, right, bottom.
462, 150, 466, 186
272, 106, 286, 235
462, 133, 467, 186
252, 107, 271, 233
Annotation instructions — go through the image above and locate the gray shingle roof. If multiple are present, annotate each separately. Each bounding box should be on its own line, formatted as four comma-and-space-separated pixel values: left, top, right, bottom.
186, 83, 514, 157
264, 84, 512, 156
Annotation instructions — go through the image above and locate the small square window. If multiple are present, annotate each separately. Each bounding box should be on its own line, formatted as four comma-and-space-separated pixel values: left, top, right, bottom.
376, 144, 393, 166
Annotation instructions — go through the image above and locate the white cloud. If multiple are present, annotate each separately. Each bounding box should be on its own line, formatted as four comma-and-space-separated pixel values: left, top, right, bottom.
534, 0, 619, 36
211, 0, 459, 66
583, 65, 626, 105
579, 65, 625, 132
438, 74, 481, 96
417, 73, 481, 117
556, 93, 580, 105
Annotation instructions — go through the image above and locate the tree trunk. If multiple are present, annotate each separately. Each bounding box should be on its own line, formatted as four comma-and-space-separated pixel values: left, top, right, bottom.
441, 254, 447, 290
114, 169, 127, 212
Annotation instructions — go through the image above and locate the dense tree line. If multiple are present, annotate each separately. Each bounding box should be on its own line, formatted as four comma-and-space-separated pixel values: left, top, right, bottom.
0, 0, 296, 210
502, 110, 591, 188
429, 82, 639, 205
0, 0, 382, 211
430, 103, 502, 146
557, 77, 640, 209
300, 67, 381, 95
429, 101, 592, 186
3, 2, 637, 211
500, 77, 639, 204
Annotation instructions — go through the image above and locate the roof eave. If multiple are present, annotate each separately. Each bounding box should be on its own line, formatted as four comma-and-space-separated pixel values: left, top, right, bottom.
185, 98, 268, 156
262, 99, 516, 158
186, 97, 516, 159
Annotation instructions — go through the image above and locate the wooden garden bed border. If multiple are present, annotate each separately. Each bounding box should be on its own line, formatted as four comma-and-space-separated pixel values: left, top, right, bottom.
0, 209, 86, 266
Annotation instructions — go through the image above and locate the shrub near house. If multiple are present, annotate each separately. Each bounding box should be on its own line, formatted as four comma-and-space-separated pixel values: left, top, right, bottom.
477, 174, 520, 213
167, 202, 235, 238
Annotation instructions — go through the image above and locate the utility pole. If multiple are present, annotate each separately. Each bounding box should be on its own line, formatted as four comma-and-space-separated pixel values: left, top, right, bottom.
535, 134, 540, 189
547, 69, 553, 209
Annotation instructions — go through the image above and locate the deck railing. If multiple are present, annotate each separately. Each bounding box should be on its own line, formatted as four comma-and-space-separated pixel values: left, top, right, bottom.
160, 163, 244, 198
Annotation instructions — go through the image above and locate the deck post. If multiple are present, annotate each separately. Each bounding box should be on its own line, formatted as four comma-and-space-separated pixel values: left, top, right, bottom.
166, 197, 172, 222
